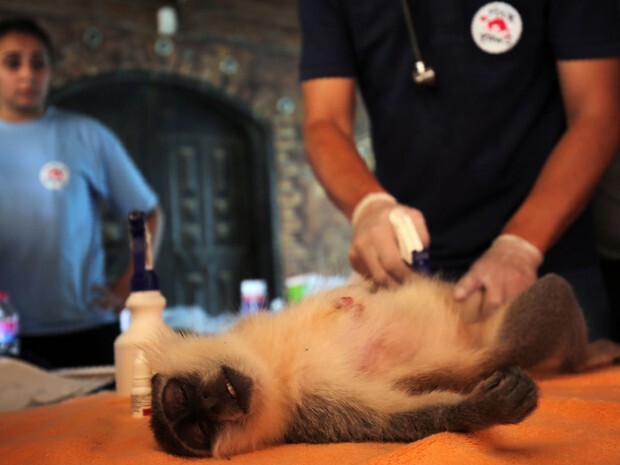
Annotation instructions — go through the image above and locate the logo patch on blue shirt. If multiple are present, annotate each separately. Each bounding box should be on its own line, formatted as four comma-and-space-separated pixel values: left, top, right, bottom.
39, 161, 71, 190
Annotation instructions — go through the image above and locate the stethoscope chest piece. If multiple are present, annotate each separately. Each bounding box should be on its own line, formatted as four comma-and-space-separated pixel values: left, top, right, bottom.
412, 60, 436, 86
401, 0, 436, 87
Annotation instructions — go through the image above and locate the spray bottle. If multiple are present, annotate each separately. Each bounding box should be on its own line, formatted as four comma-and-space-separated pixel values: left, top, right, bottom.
114, 210, 167, 397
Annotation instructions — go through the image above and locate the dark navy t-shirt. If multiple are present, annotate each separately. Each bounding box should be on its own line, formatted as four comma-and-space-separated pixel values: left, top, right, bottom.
299, 0, 620, 272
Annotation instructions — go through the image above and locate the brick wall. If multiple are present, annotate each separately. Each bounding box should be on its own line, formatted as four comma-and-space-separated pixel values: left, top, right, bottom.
0, 0, 359, 281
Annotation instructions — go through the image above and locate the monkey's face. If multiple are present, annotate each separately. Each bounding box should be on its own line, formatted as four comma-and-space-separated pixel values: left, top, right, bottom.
150, 365, 254, 456
146, 330, 290, 458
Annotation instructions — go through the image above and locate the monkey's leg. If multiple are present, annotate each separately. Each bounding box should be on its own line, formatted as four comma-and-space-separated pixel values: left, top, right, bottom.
499, 274, 589, 371
285, 367, 537, 444
385, 366, 538, 441
397, 274, 595, 395
393, 353, 504, 395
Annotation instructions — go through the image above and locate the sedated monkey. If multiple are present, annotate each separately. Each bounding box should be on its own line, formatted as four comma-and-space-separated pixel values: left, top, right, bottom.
144, 274, 620, 458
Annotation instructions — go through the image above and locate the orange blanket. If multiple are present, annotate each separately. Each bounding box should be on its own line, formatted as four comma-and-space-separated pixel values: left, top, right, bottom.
1, 366, 619, 465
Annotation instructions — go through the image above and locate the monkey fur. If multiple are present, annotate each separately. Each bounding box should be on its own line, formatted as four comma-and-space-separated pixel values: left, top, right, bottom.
145, 274, 620, 458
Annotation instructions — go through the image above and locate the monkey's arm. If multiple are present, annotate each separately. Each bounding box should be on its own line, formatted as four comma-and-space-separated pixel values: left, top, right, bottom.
285, 367, 537, 444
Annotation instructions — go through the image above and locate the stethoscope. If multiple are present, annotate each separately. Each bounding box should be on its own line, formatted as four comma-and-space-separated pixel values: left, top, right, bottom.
400, 0, 436, 87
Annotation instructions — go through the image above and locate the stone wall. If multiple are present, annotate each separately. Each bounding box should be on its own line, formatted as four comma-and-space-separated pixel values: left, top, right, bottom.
0, 0, 359, 280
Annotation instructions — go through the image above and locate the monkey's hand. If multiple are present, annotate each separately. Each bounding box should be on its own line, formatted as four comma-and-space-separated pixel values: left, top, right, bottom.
465, 366, 538, 427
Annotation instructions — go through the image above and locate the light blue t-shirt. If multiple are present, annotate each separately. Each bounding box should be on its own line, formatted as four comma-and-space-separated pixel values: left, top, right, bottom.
0, 106, 158, 335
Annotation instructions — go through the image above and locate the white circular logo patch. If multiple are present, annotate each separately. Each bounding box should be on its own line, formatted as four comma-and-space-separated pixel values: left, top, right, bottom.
471, 2, 523, 54
39, 161, 71, 190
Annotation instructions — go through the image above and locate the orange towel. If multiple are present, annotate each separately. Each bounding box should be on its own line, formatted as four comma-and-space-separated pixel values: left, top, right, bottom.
1, 366, 619, 465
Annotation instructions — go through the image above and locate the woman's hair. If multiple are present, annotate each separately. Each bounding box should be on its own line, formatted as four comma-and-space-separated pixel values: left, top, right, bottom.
0, 17, 55, 60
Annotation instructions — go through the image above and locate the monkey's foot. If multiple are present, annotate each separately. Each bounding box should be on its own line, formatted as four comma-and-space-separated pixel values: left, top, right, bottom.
468, 366, 538, 425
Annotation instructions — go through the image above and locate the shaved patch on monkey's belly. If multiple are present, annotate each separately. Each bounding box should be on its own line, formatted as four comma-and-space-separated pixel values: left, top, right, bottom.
358, 332, 420, 374
329, 297, 425, 375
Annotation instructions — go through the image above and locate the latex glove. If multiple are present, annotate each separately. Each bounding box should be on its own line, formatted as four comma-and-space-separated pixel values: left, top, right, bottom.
454, 234, 543, 322
349, 193, 430, 287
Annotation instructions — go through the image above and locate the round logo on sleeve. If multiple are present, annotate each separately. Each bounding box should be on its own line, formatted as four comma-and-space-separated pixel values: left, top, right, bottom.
40, 161, 71, 190
471, 2, 523, 54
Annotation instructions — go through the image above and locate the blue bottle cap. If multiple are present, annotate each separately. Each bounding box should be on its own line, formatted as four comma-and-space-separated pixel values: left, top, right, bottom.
128, 210, 160, 291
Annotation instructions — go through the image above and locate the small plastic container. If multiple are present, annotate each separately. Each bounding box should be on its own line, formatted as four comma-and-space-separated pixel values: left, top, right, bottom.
240, 279, 267, 315
131, 349, 153, 418
285, 275, 308, 303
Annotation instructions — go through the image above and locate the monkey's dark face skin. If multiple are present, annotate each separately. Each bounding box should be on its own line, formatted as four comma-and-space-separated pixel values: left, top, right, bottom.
150, 366, 254, 457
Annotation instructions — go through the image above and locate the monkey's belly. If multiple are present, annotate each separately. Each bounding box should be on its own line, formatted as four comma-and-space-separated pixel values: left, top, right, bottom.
325, 291, 461, 376
352, 327, 422, 375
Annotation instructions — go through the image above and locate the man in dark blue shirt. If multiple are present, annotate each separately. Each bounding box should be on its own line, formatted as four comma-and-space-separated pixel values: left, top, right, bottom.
299, 0, 620, 339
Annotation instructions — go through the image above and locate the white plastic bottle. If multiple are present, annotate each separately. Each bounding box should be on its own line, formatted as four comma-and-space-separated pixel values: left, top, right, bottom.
0, 291, 20, 356
114, 289, 167, 396
114, 210, 168, 396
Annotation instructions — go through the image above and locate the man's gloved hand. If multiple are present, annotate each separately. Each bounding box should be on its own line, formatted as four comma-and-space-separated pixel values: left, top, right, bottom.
349, 193, 430, 287
454, 234, 543, 322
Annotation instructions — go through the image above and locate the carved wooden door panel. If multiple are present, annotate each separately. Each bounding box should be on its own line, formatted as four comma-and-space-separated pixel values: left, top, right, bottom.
51, 73, 281, 314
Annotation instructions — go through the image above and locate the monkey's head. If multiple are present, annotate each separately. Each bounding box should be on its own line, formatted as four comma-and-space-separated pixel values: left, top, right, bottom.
150, 364, 253, 455
146, 329, 290, 458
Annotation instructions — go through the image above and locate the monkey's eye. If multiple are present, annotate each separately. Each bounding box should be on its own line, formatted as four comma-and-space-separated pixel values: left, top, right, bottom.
223, 374, 237, 399
220, 365, 253, 414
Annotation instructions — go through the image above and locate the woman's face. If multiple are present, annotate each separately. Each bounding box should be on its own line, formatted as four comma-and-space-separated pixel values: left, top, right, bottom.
0, 32, 51, 122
